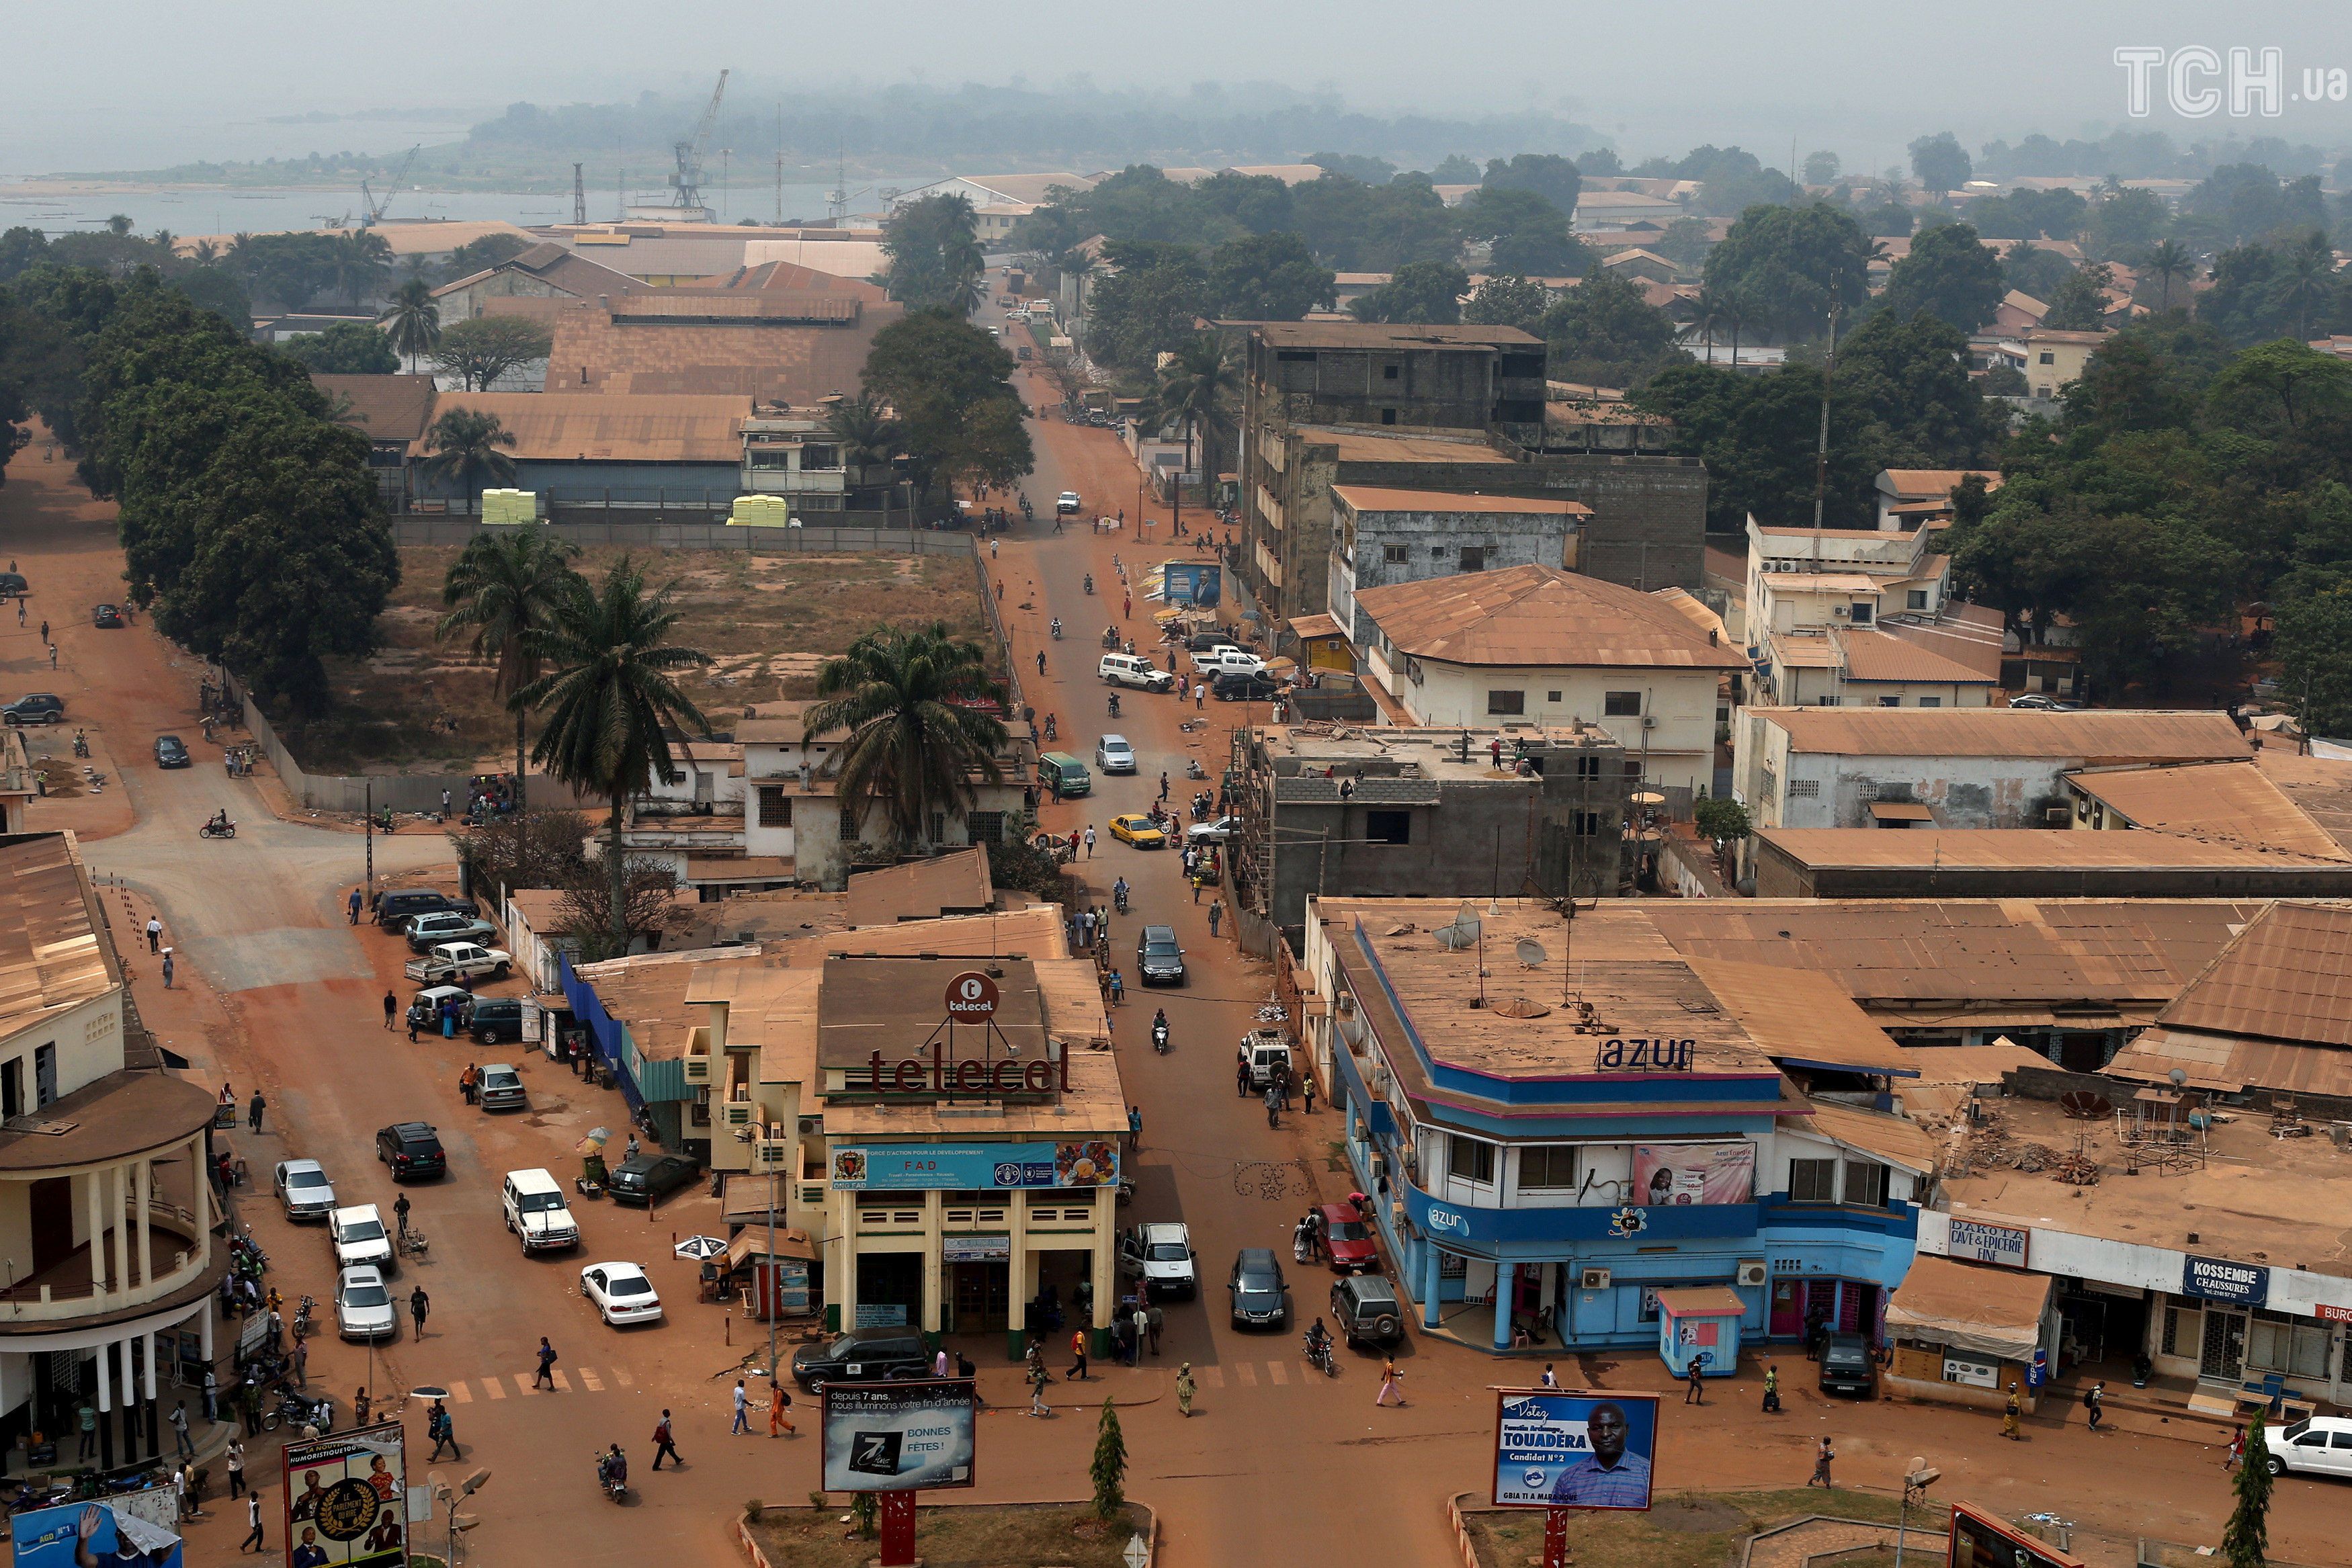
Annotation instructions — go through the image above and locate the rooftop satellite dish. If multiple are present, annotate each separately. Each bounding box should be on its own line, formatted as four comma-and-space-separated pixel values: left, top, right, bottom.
1490, 997, 1551, 1018
2169, 1068, 2188, 1088
1515, 939, 1549, 969
2058, 1091, 2113, 1120
1437, 902, 1483, 951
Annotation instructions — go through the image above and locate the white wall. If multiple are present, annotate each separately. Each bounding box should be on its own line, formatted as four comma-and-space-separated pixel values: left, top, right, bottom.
1392, 663, 1716, 792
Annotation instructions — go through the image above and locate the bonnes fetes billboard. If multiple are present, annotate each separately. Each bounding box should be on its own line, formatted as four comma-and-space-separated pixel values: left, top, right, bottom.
1491, 1390, 1659, 1510
822, 1380, 977, 1492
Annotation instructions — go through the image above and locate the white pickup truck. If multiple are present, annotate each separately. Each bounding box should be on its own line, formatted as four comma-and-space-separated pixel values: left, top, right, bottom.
405, 941, 512, 984
1190, 646, 1265, 678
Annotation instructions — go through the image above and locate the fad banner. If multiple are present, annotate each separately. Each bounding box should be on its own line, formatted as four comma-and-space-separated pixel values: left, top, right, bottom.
821, 1380, 977, 1493
1491, 1390, 1659, 1511
830, 1141, 1120, 1191
1631, 1143, 1755, 1207
283, 1420, 408, 1568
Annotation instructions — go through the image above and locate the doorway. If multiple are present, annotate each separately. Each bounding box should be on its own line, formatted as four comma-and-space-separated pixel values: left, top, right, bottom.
2200, 1308, 2248, 1381
28, 1178, 71, 1274
853, 1252, 923, 1328
948, 1261, 1010, 1334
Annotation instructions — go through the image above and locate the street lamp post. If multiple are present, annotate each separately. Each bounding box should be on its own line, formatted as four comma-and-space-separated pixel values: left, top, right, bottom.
1894, 1456, 1939, 1568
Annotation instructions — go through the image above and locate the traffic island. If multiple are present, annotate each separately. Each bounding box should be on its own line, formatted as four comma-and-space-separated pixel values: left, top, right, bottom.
1451, 1489, 1902, 1568
739, 1499, 1154, 1568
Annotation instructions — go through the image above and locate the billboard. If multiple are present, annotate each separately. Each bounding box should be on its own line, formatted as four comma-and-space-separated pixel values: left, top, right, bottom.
11, 1501, 182, 1568
2181, 1254, 2267, 1305
1159, 561, 1221, 608
821, 1381, 977, 1492
283, 1421, 409, 1568
830, 1140, 1120, 1191
1948, 1502, 2085, 1568
1491, 1390, 1659, 1510
1632, 1143, 1754, 1207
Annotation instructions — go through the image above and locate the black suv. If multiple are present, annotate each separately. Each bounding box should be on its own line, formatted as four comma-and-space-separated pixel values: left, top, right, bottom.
1212, 672, 1282, 702
790, 1326, 930, 1391
1331, 1274, 1406, 1348
1228, 1248, 1289, 1330
1136, 924, 1185, 986
607, 1153, 701, 1207
464, 997, 526, 1044
375, 889, 466, 930
376, 1122, 447, 1180
2, 694, 64, 727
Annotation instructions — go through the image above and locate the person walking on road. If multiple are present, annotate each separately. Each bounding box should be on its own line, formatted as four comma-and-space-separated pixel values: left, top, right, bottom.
409, 1284, 428, 1338
1068, 1328, 1090, 1381
225, 1440, 246, 1499
246, 1090, 264, 1133
2001, 1383, 2022, 1440
2085, 1381, 2105, 1432
1208, 898, 1223, 937
348, 888, 363, 924
1126, 1104, 1142, 1152
169, 1399, 194, 1460
1195, 684, 1206, 711
162, 949, 175, 989
651, 1410, 682, 1470
767, 1381, 794, 1438
1375, 1358, 1406, 1407
239, 1491, 265, 1554
1146, 1303, 1163, 1356
1131, 1305, 1149, 1363
1158, 771, 1170, 803
146, 916, 161, 953
1175, 1362, 1196, 1416
406, 1006, 421, 1044
1762, 1363, 1781, 1413
1540, 1364, 1559, 1390
382, 990, 396, 1029
1808, 1436, 1835, 1487
1027, 1362, 1052, 1417
1302, 1073, 1316, 1114
730, 1379, 750, 1434
1083, 825, 1096, 858
532, 1336, 557, 1389
1685, 1358, 1706, 1405
289, 1338, 307, 1388
2226, 1424, 2246, 1469
427, 1400, 457, 1460
1236, 1056, 1252, 1098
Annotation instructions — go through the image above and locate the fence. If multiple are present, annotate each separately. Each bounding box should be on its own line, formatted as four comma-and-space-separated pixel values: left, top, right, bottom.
391, 519, 979, 555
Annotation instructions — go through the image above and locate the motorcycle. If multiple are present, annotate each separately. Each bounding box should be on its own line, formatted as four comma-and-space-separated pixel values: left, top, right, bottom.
1191, 792, 1214, 821
71, 730, 89, 758
1151, 1017, 1169, 1054
594, 1452, 627, 1503
198, 820, 237, 840
292, 1295, 316, 1340
1042, 715, 1058, 742
1107, 694, 1122, 719
1083, 574, 1095, 595
1304, 1334, 1335, 1377
1114, 885, 1130, 915
262, 1391, 334, 1433
1050, 618, 1062, 640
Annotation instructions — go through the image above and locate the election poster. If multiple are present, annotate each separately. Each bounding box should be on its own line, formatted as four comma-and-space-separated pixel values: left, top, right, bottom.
1491, 1390, 1659, 1511
1631, 1142, 1755, 1207
283, 1420, 408, 1567
822, 1380, 977, 1493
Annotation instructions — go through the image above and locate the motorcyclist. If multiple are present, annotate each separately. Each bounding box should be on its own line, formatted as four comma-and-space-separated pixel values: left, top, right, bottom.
1107, 693, 1121, 718
206, 808, 232, 835
599, 1443, 627, 1490
1151, 1007, 1168, 1041
1304, 1317, 1333, 1362
1112, 875, 1130, 911
1043, 714, 1058, 741
1050, 617, 1062, 638
1083, 574, 1094, 595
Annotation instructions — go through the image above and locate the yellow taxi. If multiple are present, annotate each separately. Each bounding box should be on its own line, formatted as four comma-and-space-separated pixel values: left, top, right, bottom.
1107, 813, 1167, 849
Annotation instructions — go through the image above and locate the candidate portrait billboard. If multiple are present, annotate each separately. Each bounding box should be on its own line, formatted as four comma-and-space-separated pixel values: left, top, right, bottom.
283, 1420, 408, 1568
11, 1500, 182, 1568
1631, 1143, 1754, 1207
1491, 1390, 1658, 1510
822, 1381, 977, 1493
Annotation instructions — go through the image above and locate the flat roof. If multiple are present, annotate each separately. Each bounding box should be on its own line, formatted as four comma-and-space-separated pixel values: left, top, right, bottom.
1839, 631, 2000, 686
1755, 707, 2252, 762
2066, 761, 2347, 862
1292, 426, 1515, 465
1253, 322, 1541, 350
1251, 722, 1620, 785
1331, 486, 1589, 517
411, 392, 751, 464
1757, 828, 2351, 871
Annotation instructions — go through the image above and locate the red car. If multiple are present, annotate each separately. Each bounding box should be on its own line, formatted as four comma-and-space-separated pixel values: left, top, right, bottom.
1317, 1203, 1378, 1273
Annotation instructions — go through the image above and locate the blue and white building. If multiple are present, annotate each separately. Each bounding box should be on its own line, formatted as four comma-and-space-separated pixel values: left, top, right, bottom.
1298, 899, 1934, 1361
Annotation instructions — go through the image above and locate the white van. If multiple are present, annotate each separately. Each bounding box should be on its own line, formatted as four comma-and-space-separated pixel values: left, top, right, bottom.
1099, 652, 1173, 691
1238, 1027, 1293, 1090
501, 1168, 581, 1253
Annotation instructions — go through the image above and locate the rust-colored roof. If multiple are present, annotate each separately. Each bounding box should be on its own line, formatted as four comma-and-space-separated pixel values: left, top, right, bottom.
312, 373, 435, 444
413, 392, 749, 464
0, 832, 120, 1047
1654, 1287, 1747, 1317
1838, 629, 1999, 685
1331, 486, 1589, 517
1288, 613, 1344, 640
1756, 707, 2251, 761
540, 292, 898, 402
1353, 564, 1747, 670
1685, 959, 1911, 1075
1884, 617, 2005, 683
845, 848, 995, 928
2253, 750, 2352, 855
2067, 761, 2348, 861
691, 260, 890, 304
1878, 469, 2001, 498
2150, 902, 2352, 1047
1757, 828, 2349, 871
1886, 1256, 2052, 1361
1800, 1098, 1940, 1173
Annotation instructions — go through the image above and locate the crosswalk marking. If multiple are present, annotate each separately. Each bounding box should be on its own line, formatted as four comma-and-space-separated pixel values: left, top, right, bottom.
446, 1382, 471, 1405
480, 1377, 505, 1401
612, 1365, 632, 1387
1235, 1362, 1258, 1387
549, 1370, 572, 1393
1200, 1365, 1224, 1389
1267, 1360, 1289, 1385
577, 1369, 603, 1393
515, 1375, 538, 1397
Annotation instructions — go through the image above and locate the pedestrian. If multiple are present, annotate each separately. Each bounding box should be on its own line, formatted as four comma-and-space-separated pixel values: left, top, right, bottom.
1237, 1055, 1252, 1098
409, 1284, 428, 1338
1069, 1327, 1090, 1381
380, 989, 397, 1030
439, 787, 452, 820
246, 1089, 263, 1133
1375, 1357, 1406, 1407
406, 1004, 420, 1044
162, 949, 175, 989
767, 1380, 794, 1438
38, 619, 47, 643
1540, 1363, 1559, 1390
1083, 825, 1096, 857
731, 1377, 750, 1434
1176, 1362, 1196, 1416
146, 916, 161, 953
1192, 874, 1204, 904
204, 1368, 218, 1424
1808, 1436, 1834, 1487
2002, 1382, 2022, 1440
1158, 771, 1170, 803
651, 1409, 682, 1470
428, 1399, 458, 1461
1302, 1074, 1316, 1114
290, 1337, 308, 1388
1762, 1363, 1781, 1413
353, 1389, 372, 1426
240, 1491, 265, 1554
1195, 684, 1206, 711
48, 643, 56, 670
1027, 1362, 1052, 1417
348, 887, 363, 924
238, 1383, 260, 1438
1146, 1303, 1163, 1355
2085, 1381, 2105, 1432
460, 1063, 479, 1104
169, 1462, 186, 1520
533, 1336, 557, 1389
1685, 1358, 1706, 1405
1275, 1065, 1291, 1112
226, 1439, 246, 1499
1307, 1207, 1326, 1260
1131, 1305, 1148, 1363
1208, 898, 1223, 937
78, 1400, 96, 1458
2226, 1424, 2246, 1469
1127, 1104, 1142, 1151
1264, 1082, 1280, 1127
933, 1348, 951, 1379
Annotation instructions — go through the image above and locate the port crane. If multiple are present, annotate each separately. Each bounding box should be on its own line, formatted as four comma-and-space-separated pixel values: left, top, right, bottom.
670, 71, 729, 213
359, 144, 423, 228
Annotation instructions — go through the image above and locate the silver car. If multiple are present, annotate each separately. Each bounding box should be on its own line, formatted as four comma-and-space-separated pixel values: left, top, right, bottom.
272, 1159, 337, 1221
335, 1265, 397, 1341
478, 1063, 526, 1112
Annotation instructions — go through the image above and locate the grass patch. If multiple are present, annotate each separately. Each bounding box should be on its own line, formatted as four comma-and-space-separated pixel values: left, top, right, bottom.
278, 546, 993, 774
1462, 1488, 1904, 1568
745, 1500, 1147, 1568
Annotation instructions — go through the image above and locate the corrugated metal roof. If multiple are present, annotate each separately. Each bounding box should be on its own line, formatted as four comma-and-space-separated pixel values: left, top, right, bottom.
2151, 902, 2352, 1046
845, 848, 995, 928
1759, 707, 2251, 760
1886, 1256, 2051, 1362
1801, 1098, 1940, 1173
1355, 564, 1749, 670
1838, 630, 1999, 685
313, 373, 435, 444
2255, 750, 2352, 855
1757, 828, 2349, 870
542, 294, 896, 402
2066, 761, 2347, 861
0, 832, 118, 1046
1685, 959, 1913, 1074
413, 392, 750, 464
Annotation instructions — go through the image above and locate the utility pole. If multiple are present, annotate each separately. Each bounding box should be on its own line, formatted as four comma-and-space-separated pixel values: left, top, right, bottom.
775, 104, 784, 226
1811, 302, 1843, 527
364, 780, 375, 906
571, 163, 587, 227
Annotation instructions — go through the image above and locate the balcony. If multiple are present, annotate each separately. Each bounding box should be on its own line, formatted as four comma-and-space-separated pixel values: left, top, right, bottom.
0, 1199, 213, 1325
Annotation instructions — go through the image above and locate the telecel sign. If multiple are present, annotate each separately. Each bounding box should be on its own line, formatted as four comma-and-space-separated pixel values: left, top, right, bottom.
2182, 1254, 2269, 1306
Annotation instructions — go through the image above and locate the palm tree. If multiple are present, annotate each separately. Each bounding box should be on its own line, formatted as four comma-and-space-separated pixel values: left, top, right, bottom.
828, 394, 903, 501
329, 230, 394, 306
419, 408, 517, 510
512, 560, 712, 951
2143, 239, 2194, 312
2277, 232, 2335, 341
805, 624, 1009, 853
190, 239, 221, 267
384, 278, 442, 373
1148, 335, 1238, 480
437, 530, 585, 830
1686, 287, 1729, 361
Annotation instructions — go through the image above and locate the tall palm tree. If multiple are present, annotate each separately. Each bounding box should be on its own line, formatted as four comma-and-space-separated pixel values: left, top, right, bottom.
512, 560, 712, 951
2277, 232, 2335, 342
384, 277, 442, 373
1688, 287, 1730, 361
827, 393, 902, 472
437, 530, 585, 830
419, 408, 518, 509
2143, 239, 2194, 312
1148, 335, 1238, 478
806, 624, 1008, 853
329, 230, 394, 306
190, 239, 221, 267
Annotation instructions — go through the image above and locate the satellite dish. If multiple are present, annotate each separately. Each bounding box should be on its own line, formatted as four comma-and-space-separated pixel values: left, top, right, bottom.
2169, 1068, 2188, 1088
1490, 997, 1551, 1018
1515, 939, 1549, 969
2058, 1091, 2112, 1120
1437, 902, 1483, 951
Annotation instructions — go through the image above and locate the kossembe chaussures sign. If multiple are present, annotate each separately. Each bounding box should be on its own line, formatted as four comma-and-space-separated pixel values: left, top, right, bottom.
2182, 1254, 2268, 1306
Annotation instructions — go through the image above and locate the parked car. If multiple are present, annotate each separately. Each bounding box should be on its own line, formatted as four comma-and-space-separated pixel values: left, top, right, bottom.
153, 734, 190, 769
790, 1326, 931, 1391
1055, 491, 1081, 515
2269, 1415, 2352, 1479
375, 889, 468, 930
1136, 924, 1185, 984
1238, 1027, 1294, 1090
1818, 1332, 1876, 1397
581, 1262, 664, 1326
1107, 813, 1165, 849
2, 694, 64, 726
1095, 734, 1136, 773
1099, 652, 1173, 691
476, 1063, 526, 1111
1228, 1248, 1290, 1329
1187, 816, 1243, 845
0, 573, 28, 596
91, 604, 125, 629
1314, 1202, 1379, 1272
606, 1153, 700, 1207
2008, 694, 2084, 711
376, 1122, 446, 1180
405, 986, 471, 1034
464, 996, 528, 1044
335, 1265, 398, 1341
1182, 630, 1241, 654
501, 1168, 581, 1253
404, 941, 511, 984
1331, 1274, 1406, 1348
1212, 672, 1283, 702
272, 1159, 337, 1221
1189, 646, 1264, 678
1118, 1222, 1198, 1299
328, 1205, 394, 1272
405, 910, 498, 953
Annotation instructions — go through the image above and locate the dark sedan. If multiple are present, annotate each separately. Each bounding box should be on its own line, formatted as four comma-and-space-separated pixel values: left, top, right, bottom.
1228, 1247, 1290, 1329
153, 734, 190, 769
91, 604, 125, 629
606, 1153, 701, 1207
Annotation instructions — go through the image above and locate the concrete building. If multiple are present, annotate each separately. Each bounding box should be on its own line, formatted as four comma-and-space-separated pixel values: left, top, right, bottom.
406, 392, 750, 507
536, 288, 898, 404
312, 373, 435, 509
1874, 468, 2001, 531
1232, 723, 1634, 947
539, 224, 890, 288
1326, 487, 1587, 640
1346, 564, 1747, 793
2011, 326, 2109, 401
429, 240, 646, 322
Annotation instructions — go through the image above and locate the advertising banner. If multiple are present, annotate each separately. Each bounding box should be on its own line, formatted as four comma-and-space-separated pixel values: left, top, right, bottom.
821, 1381, 977, 1492
2181, 1254, 2268, 1306
1631, 1143, 1755, 1207
1160, 561, 1222, 608
283, 1421, 409, 1568
1949, 1501, 2086, 1568
830, 1141, 1120, 1191
1491, 1390, 1659, 1510
1945, 1219, 2029, 1269
11, 1501, 182, 1568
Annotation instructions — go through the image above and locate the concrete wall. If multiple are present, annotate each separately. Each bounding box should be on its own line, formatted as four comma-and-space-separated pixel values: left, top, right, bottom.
1332, 502, 1577, 637
1380, 661, 1717, 794
391, 519, 976, 555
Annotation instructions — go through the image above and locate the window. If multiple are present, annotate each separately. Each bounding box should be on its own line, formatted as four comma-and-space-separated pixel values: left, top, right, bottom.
800, 443, 841, 470
1447, 1135, 1496, 1184
1603, 691, 1641, 717
1878, 695, 1902, 707
1575, 755, 1601, 779
2162, 1303, 2199, 1357
1788, 1158, 1839, 1202
1383, 543, 1409, 564
1919, 696, 1941, 707
966, 811, 1003, 845
2038, 351, 2056, 365
1364, 810, 1411, 844
690, 1088, 711, 1127
1380, 408, 1397, 425
1519, 1145, 1577, 1189
1572, 811, 1604, 836
1547, 691, 1561, 703
1816, 695, 1839, 705
2248, 1309, 2333, 1380
745, 447, 791, 470
929, 812, 946, 844
1787, 779, 1820, 798
1908, 589, 1929, 609
757, 786, 793, 828
1429, 546, 1447, 558
1849, 601, 1873, 625
1383, 363, 1400, 380
0, 1058, 17, 1118
1488, 690, 1525, 715
839, 807, 861, 840
1458, 547, 1487, 572
1842, 1160, 1890, 1208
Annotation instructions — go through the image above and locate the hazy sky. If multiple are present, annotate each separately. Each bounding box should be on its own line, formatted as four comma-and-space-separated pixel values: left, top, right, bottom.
6, 1, 2351, 177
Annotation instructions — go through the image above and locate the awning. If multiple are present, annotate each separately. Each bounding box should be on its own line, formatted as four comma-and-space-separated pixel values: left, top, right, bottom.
1654, 1287, 1746, 1317
726, 1225, 818, 1267
1868, 801, 1935, 822
685, 856, 793, 883
1885, 1255, 2051, 1362
1803, 1098, 1940, 1174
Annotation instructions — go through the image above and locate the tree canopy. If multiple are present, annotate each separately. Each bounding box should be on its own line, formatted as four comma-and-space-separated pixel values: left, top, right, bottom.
1701, 203, 1873, 342
431, 314, 553, 391
861, 310, 1032, 504
1879, 220, 2006, 333
1349, 261, 1470, 325
883, 193, 986, 315
282, 320, 399, 374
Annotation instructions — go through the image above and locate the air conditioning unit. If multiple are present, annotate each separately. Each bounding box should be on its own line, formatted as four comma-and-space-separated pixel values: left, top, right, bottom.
1736, 1260, 1768, 1288
1832, 604, 1850, 617
2044, 806, 2071, 827
681, 1054, 710, 1085
722, 1102, 753, 1127
1368, 1153, 1387, 1182
1579, 1266, 1612, 1291
798, 1116, 823, 1136
1640, 715, 1656, 729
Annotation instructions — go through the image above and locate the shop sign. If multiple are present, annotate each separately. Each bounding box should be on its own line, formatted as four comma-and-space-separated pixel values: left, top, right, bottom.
2314, 1302, 2352, 1324
832, 1141, 1120, 1190
2181, 1254, 2268, 1305
1945, 1218, 2029, 1268
1942, 1353, 2000, 1388
941, 1234, 1011, 1263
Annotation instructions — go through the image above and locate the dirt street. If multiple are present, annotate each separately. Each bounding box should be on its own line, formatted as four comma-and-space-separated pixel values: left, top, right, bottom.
0, 339, 2341, 1568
